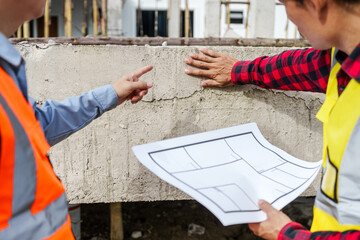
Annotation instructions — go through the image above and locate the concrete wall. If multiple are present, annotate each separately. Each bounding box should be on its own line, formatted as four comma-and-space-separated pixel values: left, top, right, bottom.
16, 42, 323, 203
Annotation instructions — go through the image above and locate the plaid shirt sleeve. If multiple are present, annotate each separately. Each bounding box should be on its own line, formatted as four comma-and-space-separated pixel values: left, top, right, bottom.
278, 222, 360, 240
231, 48, 331, 93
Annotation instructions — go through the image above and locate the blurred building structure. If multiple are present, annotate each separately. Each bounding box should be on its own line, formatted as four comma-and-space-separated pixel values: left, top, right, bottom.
16, 0, 300, 39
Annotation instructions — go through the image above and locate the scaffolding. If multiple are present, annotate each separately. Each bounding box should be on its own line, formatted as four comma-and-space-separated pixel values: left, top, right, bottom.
14, 1, 300, 46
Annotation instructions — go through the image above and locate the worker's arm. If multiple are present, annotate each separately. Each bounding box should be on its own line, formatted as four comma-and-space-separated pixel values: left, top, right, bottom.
249, 201, 360, 240
231, 48, 331, 93
278, 222, 360, 240
31, 66, 153, 146
185, 48, 331, 93
30, 85, 118, 146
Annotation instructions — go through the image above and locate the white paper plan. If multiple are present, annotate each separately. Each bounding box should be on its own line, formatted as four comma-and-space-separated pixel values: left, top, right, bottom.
132, 123, 321, 226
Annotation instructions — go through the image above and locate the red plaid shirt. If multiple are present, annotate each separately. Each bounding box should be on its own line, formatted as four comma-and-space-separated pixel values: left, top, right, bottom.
231, 43, 360, 240
279, 222, 360, 240
231, 44, 360, 95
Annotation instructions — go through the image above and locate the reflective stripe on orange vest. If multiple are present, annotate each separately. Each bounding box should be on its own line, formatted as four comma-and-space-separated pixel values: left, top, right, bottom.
0, 67, 74, 239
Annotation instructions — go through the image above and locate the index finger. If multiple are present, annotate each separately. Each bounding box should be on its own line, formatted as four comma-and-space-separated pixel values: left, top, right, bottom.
200, 48, 221, 58
133, 65, 153, 78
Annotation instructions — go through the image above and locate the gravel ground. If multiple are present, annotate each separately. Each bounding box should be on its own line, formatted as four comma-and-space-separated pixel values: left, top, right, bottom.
81, 197, 315, 240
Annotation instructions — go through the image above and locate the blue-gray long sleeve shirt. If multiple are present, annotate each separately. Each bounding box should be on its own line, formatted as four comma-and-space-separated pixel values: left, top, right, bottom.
0, 32, 118, 146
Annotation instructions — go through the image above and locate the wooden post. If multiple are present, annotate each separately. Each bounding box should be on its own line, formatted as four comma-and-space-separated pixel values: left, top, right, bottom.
17, 26, 22, 38
23, 22, 30, 38
82, 0, 88, 36
167, 0, 171, 21
93, 0, 98, 36
136, 0, 143, 36
226, 1, 230, 28
101, 0, 107, 36
44, 0, 50, 37
110, 203, 124, 240
185, 0, 189, 37
245, 0, 250, 38
64, 0, 72, 37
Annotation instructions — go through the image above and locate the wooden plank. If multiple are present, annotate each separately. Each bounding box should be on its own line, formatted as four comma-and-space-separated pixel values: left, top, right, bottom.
221, 0, 250, 4
44, 0, 50, 37
23, 22, 30, 38
101, 0, 107, 36
110, 202, 124, 240
82, 0, 88, 36
184, 0, 189, 38
64, 0, 72, 37
17, 26, 22, 38
10, 37, 310, 47
93, 0, 98, 36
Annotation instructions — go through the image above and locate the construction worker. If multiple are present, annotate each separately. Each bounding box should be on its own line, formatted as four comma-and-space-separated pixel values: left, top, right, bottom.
185, 0, 360, 239
0, 0, 152, 239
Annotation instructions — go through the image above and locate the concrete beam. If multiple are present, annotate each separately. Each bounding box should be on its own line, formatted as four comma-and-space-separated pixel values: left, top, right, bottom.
248, 0, 275, 38
17, 42, 322, 203
168, 0, 181, 38
108, 0, 122, 37
204, 0, 221, 37
10, 37, 310, 47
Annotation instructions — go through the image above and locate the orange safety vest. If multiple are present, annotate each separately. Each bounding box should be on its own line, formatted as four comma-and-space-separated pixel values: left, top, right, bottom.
0, 67, 74, 239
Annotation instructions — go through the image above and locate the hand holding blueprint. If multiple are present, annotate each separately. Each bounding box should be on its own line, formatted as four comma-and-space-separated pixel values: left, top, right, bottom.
132, 123, 321, 226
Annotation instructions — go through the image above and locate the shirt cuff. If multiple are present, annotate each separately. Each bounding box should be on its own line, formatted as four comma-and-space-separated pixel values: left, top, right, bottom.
278, 222, 305, 240
92, 85, 118, 112
231, 61, 248, 85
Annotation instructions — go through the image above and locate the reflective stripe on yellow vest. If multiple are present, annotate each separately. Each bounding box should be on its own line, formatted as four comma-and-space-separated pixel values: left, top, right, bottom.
311, 48, 360, 232
0, 67, 74, 239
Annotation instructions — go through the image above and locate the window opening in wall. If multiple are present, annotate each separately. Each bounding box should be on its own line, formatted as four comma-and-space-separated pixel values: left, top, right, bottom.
137, 10, 168, 37
136, 9, 194, 38
180, 10, 194, 37
37, 16, 59, 37
230, 11, 244, 24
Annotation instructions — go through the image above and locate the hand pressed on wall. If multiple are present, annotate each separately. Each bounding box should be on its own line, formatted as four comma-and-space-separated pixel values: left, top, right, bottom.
111, 65, 153, 105
184, 48, 238, 88
248, 200, 292, 240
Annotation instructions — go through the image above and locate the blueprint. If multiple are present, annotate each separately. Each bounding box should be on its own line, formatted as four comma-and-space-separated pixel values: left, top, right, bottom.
132, 123, 321, 226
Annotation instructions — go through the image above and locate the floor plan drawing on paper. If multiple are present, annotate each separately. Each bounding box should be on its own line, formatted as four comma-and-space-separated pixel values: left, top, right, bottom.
133, 123, 321, 226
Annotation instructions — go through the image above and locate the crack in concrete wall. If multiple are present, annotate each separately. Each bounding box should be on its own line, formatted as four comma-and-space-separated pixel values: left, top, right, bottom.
17, 43, 323, 203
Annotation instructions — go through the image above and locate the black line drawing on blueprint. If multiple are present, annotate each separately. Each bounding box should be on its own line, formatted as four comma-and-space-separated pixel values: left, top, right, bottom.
133, 123, 321, 226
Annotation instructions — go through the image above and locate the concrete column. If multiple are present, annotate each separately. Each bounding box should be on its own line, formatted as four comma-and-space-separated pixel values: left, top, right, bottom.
107, 0, 122, 37
168, 0, 181, 38
204, 0, 221, 38
248, 0, 275, 38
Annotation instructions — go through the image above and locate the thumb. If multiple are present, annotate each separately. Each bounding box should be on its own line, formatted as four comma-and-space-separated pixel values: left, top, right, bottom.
129, 81, 152, 91
258, 200, 276, 214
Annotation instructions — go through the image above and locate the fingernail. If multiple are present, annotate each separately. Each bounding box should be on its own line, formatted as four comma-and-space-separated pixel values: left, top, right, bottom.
258, 200, 265, 206
184, 58, 190, 63
147, 82, 153, 87
185, 69, 190, 73
189, 53, 195, 57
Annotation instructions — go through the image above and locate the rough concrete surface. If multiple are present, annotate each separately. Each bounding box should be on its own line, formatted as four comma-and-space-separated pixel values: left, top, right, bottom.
16, 42, 324, 203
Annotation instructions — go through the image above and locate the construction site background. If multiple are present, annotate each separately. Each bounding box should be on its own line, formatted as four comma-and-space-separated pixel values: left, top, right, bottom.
11, 1, 321, 239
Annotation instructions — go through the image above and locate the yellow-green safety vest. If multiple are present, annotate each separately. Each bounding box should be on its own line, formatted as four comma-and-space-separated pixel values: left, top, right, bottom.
312, 47, 360, 232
